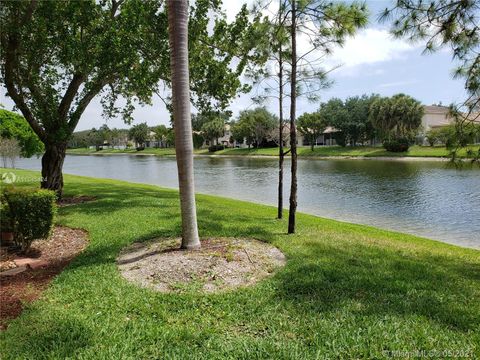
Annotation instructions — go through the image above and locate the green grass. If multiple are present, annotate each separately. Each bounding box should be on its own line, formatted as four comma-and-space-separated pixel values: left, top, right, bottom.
204, 145, 480, 158
68, 144, 480, 159
67, 147, 177, 156
1, 169, 479, 359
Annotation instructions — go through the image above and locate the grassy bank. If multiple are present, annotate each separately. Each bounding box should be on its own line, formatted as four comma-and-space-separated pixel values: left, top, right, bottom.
67, 144, 480, 159
67, 147, 177, 156
1, 169, 479, 358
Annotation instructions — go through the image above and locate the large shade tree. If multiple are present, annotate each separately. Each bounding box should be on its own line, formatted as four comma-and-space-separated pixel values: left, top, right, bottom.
319, 94, 379, 146
232, 107, 277, 148
343, 94, 379, 145
297, 112, 327, 151
0, 0, 264, 196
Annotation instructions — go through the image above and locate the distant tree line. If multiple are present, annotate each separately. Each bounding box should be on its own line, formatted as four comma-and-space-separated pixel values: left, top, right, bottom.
67, 92, 478, 154
298, 93, 424, 152
68, 123, 176, 150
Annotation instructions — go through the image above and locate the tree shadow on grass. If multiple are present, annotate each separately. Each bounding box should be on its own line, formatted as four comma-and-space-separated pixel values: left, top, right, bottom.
273, 241, 480, 332
60, 184, 180, 217
4, 316, 92, 359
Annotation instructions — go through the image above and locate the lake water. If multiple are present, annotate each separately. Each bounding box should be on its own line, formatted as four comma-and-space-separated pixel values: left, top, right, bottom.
15, 154, 480, 249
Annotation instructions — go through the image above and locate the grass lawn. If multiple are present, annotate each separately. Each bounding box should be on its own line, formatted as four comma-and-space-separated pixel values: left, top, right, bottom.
67, 147, 177, 156
203, 145, 480, 158
68, 144, 480, 159
1, 169, 479, 358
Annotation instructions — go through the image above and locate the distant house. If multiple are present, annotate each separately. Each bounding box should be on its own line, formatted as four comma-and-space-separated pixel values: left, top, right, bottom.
203, 124, 242, 148
422, 105, 453, 131
296, 126, 339, 147
145, 131, 160, 148
296, 105, 478, 147
421, 105, 480, 144
282, 124, 338, 147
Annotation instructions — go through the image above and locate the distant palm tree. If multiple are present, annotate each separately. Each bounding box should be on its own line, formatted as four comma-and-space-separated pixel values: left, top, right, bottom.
167, 0, 200, 249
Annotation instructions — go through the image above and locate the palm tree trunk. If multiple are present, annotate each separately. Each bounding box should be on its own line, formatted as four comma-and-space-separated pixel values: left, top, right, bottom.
288, 0, 297, 234
167, 0, 200, 249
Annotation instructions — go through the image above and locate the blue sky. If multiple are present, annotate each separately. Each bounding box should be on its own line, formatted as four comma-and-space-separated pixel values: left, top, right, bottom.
0, 0, 466, 131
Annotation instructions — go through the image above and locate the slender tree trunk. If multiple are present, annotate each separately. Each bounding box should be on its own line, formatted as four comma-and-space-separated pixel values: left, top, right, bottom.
168, 0, 200, 249
277, 42, 284, 220
288, 0, 297, 234
41, 142, 67, 198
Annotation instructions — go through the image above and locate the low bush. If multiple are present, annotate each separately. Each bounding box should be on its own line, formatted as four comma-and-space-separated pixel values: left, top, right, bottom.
383, 138, 410, 152
208, 144, 225, 152
192, 133, 204, 149
0, 196, 13, 232
425, 128, 440, 146
4, 188, 57, 251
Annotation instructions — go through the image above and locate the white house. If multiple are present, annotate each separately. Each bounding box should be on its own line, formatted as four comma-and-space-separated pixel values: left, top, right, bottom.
421, 105, 452, 131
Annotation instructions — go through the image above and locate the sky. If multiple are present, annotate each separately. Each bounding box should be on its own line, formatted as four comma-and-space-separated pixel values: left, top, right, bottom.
0, 0, 466, 132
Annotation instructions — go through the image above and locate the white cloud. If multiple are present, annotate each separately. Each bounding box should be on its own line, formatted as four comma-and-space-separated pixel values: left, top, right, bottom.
378, 79, 419, 88
327, 28, 420, 69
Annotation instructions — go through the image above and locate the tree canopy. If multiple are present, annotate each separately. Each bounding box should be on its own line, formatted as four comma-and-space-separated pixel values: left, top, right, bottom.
232, 107, 277, 148
0, 109, 43, 157
128, 123, 149, 147
0, 0, 266, 193
201, 119, 225, 143
369, 94, 424, 140
296, 112, 327, 150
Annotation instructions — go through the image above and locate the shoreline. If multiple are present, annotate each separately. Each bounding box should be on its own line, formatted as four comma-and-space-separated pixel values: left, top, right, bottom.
5, 167, 479, 249
66, 151, 456, 162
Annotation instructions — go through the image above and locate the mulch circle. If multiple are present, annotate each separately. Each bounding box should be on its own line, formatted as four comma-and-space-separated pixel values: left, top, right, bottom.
0, 226, 88, 330
118, 237, 286, 293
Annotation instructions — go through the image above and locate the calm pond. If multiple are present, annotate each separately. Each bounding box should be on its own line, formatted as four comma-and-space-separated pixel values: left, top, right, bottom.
16, 154, 480, 249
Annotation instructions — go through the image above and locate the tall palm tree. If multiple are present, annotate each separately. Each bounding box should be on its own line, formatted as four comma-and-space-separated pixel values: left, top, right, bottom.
167, 0, 201, 249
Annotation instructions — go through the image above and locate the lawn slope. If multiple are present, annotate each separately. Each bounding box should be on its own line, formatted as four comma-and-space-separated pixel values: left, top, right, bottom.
67, 144, 480, 159
1, 169, 479, 359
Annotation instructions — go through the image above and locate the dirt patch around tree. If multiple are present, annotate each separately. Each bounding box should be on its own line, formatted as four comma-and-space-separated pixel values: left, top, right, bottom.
0, 226, 88, 330
117, 238, 286, 293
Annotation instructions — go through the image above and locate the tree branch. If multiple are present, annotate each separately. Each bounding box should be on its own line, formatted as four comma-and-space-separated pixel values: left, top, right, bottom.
2, 1, 46, 141
68, 77, 112, 132
58, 73, 86, 120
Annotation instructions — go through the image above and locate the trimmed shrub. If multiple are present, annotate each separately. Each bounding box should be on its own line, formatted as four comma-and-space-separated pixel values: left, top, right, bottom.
4, 188, 57, 251
192, 133, 204, 149
383, 138, 410, 152
208, 144, 225, 152
333, 132, 347, 147
0, 197, 13, 232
